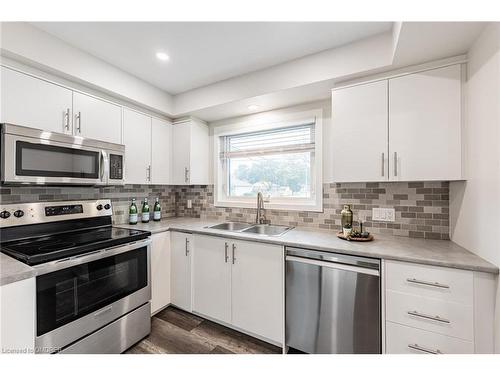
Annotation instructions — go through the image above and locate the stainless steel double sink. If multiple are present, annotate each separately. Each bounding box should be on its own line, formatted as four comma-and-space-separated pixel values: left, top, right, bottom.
207, 222, 294, 237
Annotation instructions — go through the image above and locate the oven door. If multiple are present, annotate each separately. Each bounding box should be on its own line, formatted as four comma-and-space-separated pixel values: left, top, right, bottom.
35, 239, 151, 352
2, 131, 106, 185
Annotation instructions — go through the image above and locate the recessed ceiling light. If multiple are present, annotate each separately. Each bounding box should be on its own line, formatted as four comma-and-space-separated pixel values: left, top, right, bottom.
156, 52, 170, 61
248, 105, 260, 111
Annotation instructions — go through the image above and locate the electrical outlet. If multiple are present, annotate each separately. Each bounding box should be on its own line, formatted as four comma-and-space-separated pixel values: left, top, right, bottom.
372, 207, 395, 222
187, 199, 192, 209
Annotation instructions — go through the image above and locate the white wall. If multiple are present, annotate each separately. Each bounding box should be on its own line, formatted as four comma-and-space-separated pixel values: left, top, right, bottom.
208, 100, 333, 184
449, 22, 500, 352
0, 22, 174, 115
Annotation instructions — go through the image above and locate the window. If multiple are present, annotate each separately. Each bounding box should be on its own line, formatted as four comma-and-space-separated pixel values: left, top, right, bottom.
215, 114, 322, 211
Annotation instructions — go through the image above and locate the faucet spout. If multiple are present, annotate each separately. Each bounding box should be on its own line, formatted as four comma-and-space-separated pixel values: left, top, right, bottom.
256, 192, 269, 224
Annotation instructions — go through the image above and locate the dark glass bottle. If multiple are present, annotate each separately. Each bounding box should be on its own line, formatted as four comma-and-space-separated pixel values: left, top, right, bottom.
141, 198, 150, 223
129, 198, 138, 225
153, 197, 161, 222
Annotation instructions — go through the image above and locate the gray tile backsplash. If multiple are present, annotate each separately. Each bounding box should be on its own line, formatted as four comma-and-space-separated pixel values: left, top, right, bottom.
0, 181, 449, 239
175, 182, 450, 240
0, 185, 177, 225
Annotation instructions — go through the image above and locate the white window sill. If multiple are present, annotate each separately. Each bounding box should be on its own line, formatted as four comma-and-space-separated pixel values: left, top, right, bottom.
214, 199, 323, 213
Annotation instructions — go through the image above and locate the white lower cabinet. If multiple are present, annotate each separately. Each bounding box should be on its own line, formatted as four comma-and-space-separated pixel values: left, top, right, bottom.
386, 322, 474, 354
0, 277, 36, 352
384, 260, 495, 354
170, 232, 192, 312
192, 234, 283, 343
192, 235, 231, 323
231, 239, 283, 343
151, 231, 171, 315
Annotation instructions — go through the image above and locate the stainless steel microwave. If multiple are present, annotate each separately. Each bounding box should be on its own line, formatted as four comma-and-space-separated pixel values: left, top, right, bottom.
1, 123, 125, 185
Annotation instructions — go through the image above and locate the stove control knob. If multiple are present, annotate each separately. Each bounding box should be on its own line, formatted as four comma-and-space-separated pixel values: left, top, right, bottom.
96, 204, 103, 211
13, 210, 24, 218
0, 210, 11, 219
104, 204, 111, 210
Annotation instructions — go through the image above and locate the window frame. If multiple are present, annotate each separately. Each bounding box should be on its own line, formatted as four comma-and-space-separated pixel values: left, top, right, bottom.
213, 109, 323, 212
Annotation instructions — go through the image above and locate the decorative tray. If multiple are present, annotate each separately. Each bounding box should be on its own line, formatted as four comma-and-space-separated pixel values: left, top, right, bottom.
336, 232, 374, 242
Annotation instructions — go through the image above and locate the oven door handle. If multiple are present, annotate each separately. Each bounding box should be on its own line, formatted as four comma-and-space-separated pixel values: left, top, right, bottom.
34, 238, 152, 276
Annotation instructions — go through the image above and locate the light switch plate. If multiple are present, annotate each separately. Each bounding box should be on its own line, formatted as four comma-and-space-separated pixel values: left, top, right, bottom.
372, 207, 395, 222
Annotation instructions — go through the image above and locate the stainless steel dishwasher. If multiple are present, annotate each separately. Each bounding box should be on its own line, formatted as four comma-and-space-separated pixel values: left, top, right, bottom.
285, 247, 381, 354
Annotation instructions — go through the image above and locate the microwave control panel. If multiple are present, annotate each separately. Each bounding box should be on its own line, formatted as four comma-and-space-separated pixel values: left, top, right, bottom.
109, 154, 123, 180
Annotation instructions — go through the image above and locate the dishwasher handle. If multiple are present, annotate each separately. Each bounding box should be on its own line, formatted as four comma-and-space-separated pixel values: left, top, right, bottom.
286, 255, 380, 276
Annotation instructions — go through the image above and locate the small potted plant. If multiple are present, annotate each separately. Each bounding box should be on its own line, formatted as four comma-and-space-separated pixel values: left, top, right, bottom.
343, 223, 352, 237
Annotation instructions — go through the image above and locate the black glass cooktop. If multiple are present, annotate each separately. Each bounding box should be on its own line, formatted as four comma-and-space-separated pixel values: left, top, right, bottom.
1, 226, 151, 265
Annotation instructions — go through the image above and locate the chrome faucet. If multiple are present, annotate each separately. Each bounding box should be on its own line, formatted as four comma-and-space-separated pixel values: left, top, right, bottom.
256, 192, 270, 224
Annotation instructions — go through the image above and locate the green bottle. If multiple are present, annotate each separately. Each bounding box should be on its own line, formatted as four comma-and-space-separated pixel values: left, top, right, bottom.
129, 198, 138, 225
141, 198, 150, 223
153, 197, 161, 222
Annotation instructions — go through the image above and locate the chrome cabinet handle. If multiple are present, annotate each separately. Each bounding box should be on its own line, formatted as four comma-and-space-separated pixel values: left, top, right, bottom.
406, 278, 450, 289
76, 111, 82, 134
408, 343, 442, 354
224, 242, 229, 263
147, 165, 151, 182
394, 152, 398, 177
64, 108, 70, 131
381, 152, 385, 177
407, 310, 450, 324
232, 243, 236, 264
185, 238, 189, 256
184, 167, 189, 183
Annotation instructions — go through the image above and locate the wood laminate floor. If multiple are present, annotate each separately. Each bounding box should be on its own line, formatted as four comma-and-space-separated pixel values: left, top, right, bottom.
125, 306, 282, 354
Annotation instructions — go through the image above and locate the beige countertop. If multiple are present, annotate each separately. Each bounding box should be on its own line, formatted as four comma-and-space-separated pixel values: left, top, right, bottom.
1, 217, 497, 287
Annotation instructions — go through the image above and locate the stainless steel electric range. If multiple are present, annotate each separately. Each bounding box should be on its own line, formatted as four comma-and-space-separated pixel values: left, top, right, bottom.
0, 199, 152, 354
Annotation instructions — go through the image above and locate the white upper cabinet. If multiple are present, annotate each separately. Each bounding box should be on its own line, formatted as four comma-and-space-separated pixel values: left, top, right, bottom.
151, 118, 172, 185
331, 63, 464, 182
72, 92, 122, 144
1, 66, 73, 134
172, 118, 209, 185
332, 80, 389, 182
389, 64, 463, 181
123, 108, 152, 185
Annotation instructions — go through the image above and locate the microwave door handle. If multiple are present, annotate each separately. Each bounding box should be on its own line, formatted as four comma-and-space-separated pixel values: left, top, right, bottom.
100, 150, 109, 184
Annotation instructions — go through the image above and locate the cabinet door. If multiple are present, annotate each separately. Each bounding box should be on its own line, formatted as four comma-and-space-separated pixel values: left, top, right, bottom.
192, 235, 231, 323
123, 108, 152, 184
332, 80, 388, 182
73, 92, 122, 144
1, 66, 73, 134
231, 240, 283, 343
189, 119, 209, 185
151, 231, 171, 315
151, 118, 172, 184
171, 121, 191, 184
389, 64, 462, 181
0, 278, 36, 351
170, 232, 192, 311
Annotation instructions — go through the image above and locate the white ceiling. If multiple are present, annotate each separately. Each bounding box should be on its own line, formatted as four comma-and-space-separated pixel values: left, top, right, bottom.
31, 22, 392, 95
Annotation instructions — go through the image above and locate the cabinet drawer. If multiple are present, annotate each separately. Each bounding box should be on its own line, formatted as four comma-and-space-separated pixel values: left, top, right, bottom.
386, 322, 474, 354
386, 290, 473, 341
385, 260, 473, 305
